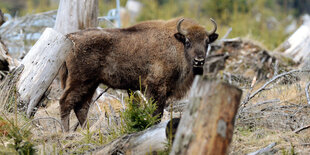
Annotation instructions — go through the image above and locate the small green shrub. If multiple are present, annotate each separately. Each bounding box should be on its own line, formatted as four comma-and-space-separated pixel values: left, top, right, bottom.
121, 91, 160, 133
0, 115, 36, 154
104, 89, 160, 144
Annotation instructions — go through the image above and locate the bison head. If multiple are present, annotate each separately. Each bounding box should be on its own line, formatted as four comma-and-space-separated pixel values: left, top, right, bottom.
174, 18, 218, 75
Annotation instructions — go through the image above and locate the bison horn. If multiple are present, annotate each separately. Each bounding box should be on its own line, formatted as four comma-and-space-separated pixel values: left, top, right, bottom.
177, 18, 187, 35
207, 18, 217, 35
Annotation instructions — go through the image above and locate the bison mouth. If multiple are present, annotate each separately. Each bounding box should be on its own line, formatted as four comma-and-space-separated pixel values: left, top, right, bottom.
193, 58, 205, 68
192, 58, 204, 75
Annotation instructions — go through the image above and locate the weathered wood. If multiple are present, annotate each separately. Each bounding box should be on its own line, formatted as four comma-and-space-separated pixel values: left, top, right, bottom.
94, 119, 179, 155
54, 0, 98, 34
170, 77, 242, 155
17, 28, 73, 117
278, 15, 310, 62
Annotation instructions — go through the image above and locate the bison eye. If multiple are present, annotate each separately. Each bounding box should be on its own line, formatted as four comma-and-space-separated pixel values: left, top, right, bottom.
185, 39, 191, 48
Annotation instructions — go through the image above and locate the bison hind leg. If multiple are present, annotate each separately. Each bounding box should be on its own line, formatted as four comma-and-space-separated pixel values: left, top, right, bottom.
74, 102, 91, 129
60, 80, 99, 132
74, 81, 99, 129
59, 89, 75, 132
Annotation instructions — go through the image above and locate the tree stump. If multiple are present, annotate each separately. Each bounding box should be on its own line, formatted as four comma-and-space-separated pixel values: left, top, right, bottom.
16, 28, 73, 117
170, 77, 242, 155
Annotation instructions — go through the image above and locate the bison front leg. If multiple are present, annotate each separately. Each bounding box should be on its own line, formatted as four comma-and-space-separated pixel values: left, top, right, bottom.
153, 97, 166, 120
146, 85, 168, 122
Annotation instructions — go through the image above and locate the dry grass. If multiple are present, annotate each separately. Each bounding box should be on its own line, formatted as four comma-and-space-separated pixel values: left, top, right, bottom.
1, 57, 310, 154
0, 74, 126, 154
230, 127, 310, 154
230, 72, 310, 154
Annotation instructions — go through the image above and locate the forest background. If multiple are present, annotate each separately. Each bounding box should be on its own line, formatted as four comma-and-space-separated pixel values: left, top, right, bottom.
1, 0, 310, 49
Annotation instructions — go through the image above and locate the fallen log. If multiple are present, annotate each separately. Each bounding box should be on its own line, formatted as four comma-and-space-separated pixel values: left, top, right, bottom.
170, 77, 242, 155
94, 119, 180, 155
278, 15, 310, 63
16, 28, 73, 117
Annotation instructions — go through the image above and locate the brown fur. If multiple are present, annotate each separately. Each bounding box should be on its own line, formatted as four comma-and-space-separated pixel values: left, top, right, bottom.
59, 18, 218, 131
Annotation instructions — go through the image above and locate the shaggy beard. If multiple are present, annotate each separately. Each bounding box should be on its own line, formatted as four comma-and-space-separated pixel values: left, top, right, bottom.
193, 67, 203, 75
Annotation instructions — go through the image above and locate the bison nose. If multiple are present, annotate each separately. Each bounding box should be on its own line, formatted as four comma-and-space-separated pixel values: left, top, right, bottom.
193, 58, 205, 67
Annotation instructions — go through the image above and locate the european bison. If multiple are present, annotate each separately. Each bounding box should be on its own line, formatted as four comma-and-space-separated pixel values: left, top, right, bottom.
59, 17, 218, 131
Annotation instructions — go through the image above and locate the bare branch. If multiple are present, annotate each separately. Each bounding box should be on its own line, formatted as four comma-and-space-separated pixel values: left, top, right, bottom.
294, 124, 310, 134
220, 27, 232, 40
247, 142, 276, 155
243, 99, 280, 111
244, 69, 310, 107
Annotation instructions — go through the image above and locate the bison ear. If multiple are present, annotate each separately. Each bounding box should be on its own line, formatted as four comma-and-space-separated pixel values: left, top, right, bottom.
208, 33, 219, 43
174, 33, 186, 44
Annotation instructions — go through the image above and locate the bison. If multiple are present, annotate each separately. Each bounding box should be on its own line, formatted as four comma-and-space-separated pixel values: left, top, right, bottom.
59, 17, 218, 131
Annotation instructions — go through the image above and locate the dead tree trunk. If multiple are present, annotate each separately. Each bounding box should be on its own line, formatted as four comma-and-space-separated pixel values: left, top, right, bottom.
54, 0, 98, 34
170, 77, 242, 155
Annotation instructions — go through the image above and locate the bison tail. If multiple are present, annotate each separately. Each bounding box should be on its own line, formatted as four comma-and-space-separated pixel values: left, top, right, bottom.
59, 62, 68, 89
